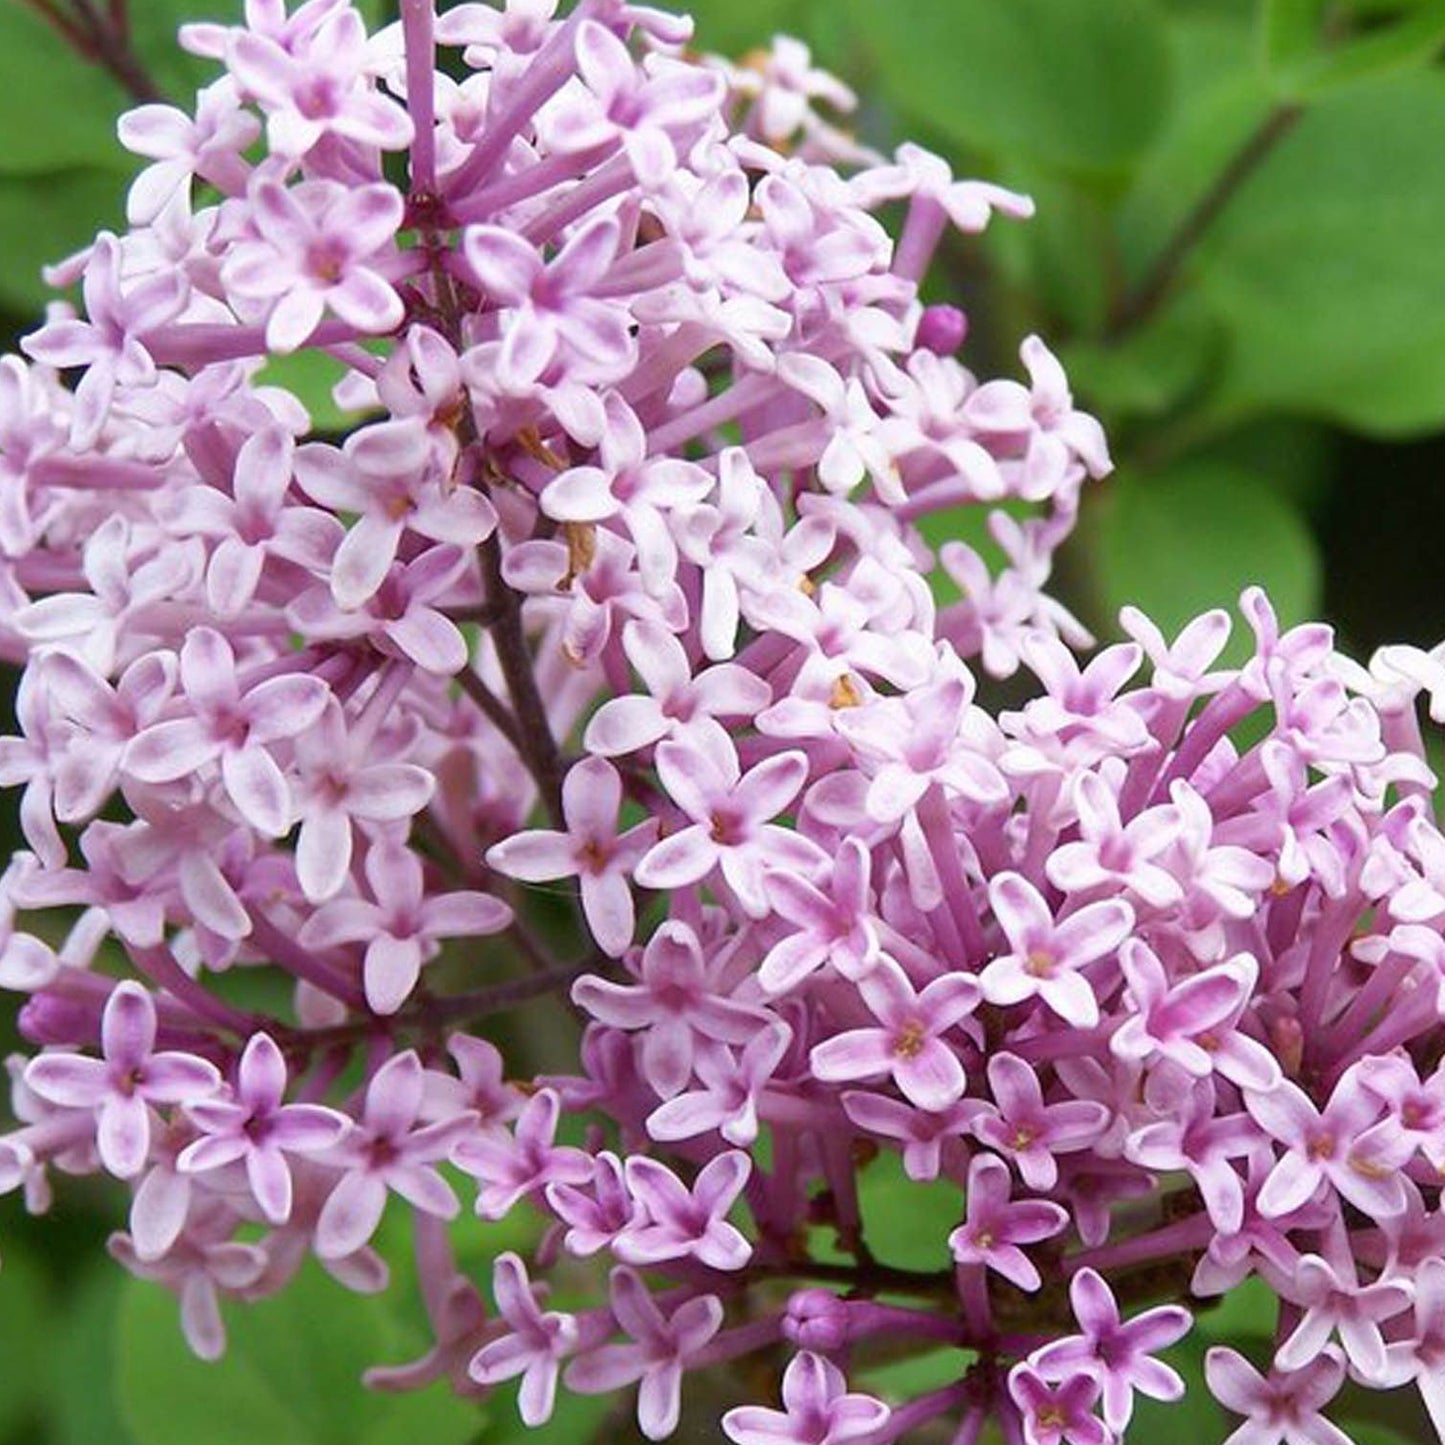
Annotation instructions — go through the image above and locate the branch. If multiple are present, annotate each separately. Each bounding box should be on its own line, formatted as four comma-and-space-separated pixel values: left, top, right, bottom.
1107, 103, 1303, 339
23, 0, 165, 103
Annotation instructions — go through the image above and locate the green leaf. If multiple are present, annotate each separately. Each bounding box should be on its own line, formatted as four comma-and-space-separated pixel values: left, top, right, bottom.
0, 8, 132, 176
855, 1150, 959, 1273
674, 0, 814, 56
0, 169, 126, 314
47, 1265, 139, 1445
835, 0, 1174, 175
1196, 72, 1445, 435
1260, 0, 1329, 78
1063, 300, 1222, 420
1090, 461, 1321, 651
117, 1264, 484, 1445
0, 1243, 52, 1436
1340, 1421, 1430, 1445
1192, 1274, 1277, 1341
255, 351, 372, 434
1115, 12, 1271, 283
1265, 0, 1445, 100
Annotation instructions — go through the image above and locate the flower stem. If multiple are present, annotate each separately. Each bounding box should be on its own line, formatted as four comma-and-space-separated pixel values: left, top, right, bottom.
1107, 103, 1303, 339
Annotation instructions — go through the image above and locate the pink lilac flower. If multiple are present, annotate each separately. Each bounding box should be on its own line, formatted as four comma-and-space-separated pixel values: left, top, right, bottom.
10, 2, 1445, 1441
572, 919, 767, 1099
177, 1031, 350, 1223
485, 754, 657, 957
565, 1267, 723, 1441
758, 835, 880, 994
645, 1023, 792, 1147
615, 1151, 752, 1270
1031, 1268, 1191, 1433
970, 1051, 1110, 1191
808, 954, 979, 1112
948, 1152, 1068, 1291
1244, 1069, 1414, 1220
635, 730, 823, 917
1006, 1365, 1109, 1445
1111, 942, 1280, 1092
469, 1252, 578, 1426
222, 177, 406, 353
980, 873, 1134, 1030
109, 1207, 267, 1361
25, 981, 220, 1179
583, 620, 772, 759
314, 1050, 475, 1258
1204, 1346, 1354, 1445
1267, 1250, 1411, 1381
123, 625, 330, 838
722, 1351, 889, 1445
299, 839, 512, 1014
452, 1086, 592, 1220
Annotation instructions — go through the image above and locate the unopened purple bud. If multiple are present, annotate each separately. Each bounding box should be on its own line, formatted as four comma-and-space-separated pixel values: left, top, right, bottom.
783, 1288, 852, 1350
19, 991, 97, 1046
916, 304, 967, 355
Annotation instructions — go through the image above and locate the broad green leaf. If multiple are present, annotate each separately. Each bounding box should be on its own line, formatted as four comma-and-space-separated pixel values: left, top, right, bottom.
1115, 13, 1272, 282
255, 351, 372, 435
1196, 72, 1445, 435
858, 1345, 973, 1405
0, 8, 132, 176
1191, 1274, 1277, 1341
1265, 0, 1445, 100
1090, 461, 1320, 651
675, 0, 814, 57
1341, 1420, 1433, 1445
0, 1243, 52, 1436
984, 166, 1117, 336
0, 170, 126, 314
1261, 0, 1328, 78
1063, 300, 1222, 420
834, 0, 1174, 175
856, 1150, 959, 1273
118, 1264, 484, 1445
47, 1264, 139, 1445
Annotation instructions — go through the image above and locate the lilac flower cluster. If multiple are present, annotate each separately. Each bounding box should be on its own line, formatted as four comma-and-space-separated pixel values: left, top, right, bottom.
1, 2, 1444, 1443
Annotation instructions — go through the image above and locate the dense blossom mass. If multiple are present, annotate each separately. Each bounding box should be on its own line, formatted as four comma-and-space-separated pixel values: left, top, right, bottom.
0, 2, 1443, 1442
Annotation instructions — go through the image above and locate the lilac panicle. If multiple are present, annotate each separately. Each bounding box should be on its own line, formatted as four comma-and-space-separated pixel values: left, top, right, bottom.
0, 4, 1444, 1445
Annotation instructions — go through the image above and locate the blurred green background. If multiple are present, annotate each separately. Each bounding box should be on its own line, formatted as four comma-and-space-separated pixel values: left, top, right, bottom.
1, 0, 1443, 1441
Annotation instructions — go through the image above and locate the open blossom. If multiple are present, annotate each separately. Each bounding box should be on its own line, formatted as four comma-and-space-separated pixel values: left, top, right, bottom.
565, 1267, 723, 1441
177, 1031, 349, 1224
979, 872, 1133, 1029
723, 1352, 889, 1445
949, 1152, 1068, 1290
486, 754, 657, 957
1205, 1347, 1355, 1445
1031, 1269, 1192, 1433
469, 1252, 578, 1426
222, 177, 406, 353
26, 981, 220, 1179
4, 3, 1445, 1444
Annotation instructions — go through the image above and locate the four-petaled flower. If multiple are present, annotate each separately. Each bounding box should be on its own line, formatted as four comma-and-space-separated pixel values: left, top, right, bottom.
1031, 1268, 1191, 1433
809, 954, 980, 1112
565, 1268, 723, 1441
26, 980, 220, 1179
469, 1252, 579, 1426
722, 1351, 889, 1445
178, 1031, 350, 1223
486, 755, 657, 957
949, 1151, 1069, 1291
